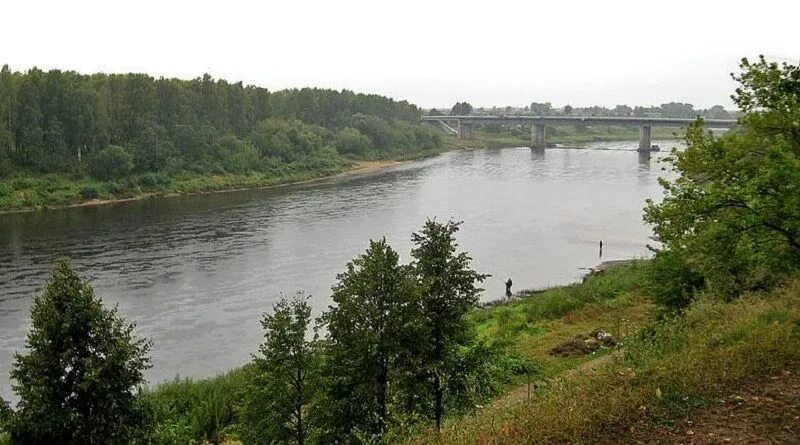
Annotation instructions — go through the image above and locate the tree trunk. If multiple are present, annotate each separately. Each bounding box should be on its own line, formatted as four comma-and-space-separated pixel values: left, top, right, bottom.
378, 354, 388, 433
434, 372, 443, 431
296, 366, 304, 445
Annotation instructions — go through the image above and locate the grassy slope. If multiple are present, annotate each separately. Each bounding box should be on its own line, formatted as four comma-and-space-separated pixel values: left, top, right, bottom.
97, 261, 800, 444
408, 270, 800, 444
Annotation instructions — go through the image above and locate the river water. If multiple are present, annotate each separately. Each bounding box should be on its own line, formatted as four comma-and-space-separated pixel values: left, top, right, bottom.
0, 140, 679, 398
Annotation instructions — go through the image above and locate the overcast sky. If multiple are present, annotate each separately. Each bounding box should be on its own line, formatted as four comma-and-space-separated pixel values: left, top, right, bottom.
2, 0, 798, 109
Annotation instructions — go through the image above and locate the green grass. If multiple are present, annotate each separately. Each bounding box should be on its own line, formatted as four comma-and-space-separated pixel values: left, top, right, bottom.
143, 366, 256, 445
409, 276, 800, 444
139, 261, 800, 444
471, 261, 648, 347
0, 166, 360, 212
0, 146, 452, 213
140, 262, 654, 444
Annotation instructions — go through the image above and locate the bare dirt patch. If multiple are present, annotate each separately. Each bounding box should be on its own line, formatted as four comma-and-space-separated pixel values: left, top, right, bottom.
621, 370, 800, 444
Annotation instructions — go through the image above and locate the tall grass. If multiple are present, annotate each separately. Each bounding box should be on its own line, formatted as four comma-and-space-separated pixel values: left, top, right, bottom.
144, 366, 256, 444
470, 261, 648, 346
412, 280, 800, 444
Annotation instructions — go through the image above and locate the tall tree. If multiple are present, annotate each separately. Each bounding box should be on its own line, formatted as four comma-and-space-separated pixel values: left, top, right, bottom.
241, 293, 320, 445
450, 102, 473, 116
6, 259, 152, 444
645, 57, 800, 302
0, 65, 14, 155
321, 238, 419, 441
410, 220, 487, 430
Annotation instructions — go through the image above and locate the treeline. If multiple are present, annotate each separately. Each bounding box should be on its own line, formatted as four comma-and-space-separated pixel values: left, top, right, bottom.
431, 101, 734, 119
0, 220, 530, 444
0, 66, 442, 179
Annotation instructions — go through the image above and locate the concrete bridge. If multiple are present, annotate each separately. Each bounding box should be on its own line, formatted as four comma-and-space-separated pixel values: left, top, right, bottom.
421, 115, 738, 151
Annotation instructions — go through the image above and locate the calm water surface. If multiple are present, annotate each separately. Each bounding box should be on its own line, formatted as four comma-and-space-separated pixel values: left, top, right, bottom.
0, 141, 679, 397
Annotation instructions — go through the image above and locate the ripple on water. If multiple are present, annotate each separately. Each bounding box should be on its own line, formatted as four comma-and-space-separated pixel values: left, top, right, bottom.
0, 142, 679, 399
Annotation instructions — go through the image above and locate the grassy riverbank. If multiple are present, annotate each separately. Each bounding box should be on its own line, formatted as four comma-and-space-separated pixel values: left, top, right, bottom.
137, 260, 800, 444
0, 124, 679, 213
408, 272, 800, 444
0, 149, 443, 213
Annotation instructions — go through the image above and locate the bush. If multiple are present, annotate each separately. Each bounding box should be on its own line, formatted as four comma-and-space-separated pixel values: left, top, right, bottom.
137, 172, 172, 189
79, 185, 100, 200
334, 127, 372, 155
87, 145, 134, 180
645, 249, 705, 309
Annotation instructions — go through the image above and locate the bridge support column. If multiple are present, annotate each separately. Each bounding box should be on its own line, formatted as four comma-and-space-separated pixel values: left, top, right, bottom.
532, 123, 547, 148
638, 125, 652, 152
458, 121, 474, 140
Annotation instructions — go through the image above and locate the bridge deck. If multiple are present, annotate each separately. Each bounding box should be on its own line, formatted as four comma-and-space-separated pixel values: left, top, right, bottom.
422, 115, 737, 128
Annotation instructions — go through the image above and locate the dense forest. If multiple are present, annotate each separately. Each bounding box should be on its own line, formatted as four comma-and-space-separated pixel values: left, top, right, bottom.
0, 66, 442, 209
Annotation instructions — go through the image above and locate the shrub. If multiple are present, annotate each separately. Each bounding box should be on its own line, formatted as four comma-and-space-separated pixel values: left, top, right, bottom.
645, 249, 705, 309
334, 127, 372, 155
87, 145, 134, 180
137, 172, 172, 189
79, 185, 100, 200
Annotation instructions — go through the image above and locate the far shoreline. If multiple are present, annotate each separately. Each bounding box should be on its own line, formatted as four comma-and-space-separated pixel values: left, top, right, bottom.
0, 159, 414, 216
0, 133, 665, 216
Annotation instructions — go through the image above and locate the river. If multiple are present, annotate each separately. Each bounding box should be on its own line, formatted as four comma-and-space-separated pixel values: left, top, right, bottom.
0, 140, 679, 398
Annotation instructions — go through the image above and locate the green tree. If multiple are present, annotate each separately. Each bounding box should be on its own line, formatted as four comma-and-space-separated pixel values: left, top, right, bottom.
449, 102, 473, 116
410, 220, 487, 430
320, 238, 419, 441
529, 102, 552, 116
703, 105, 731, 119
562, 104, 573, 115
241, 293, 320, 445
333, 127, 372, 156
87, 145, 134, 180
733, 55, 800, 155
644, 57, 800, 300
6, 259, 152, 444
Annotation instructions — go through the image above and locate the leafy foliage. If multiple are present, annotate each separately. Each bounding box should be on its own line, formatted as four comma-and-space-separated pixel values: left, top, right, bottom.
240, 294, 321, 445
0, 67, 441, 178
87, 145, 134, 180
410, 219, 488, 429
645, 57, 800, 301
6, 259, 152, 444
319, 239, 419, 440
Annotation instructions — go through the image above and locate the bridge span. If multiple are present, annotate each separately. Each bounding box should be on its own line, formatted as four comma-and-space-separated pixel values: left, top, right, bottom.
421, 115, 738, 151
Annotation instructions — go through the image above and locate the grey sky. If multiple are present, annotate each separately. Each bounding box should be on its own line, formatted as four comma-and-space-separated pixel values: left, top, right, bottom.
2, 0, 798, 109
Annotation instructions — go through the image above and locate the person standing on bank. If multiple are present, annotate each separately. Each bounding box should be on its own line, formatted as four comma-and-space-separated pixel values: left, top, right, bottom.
505, 278, 513, 298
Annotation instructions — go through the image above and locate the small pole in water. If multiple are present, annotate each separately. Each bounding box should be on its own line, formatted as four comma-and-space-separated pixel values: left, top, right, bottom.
599, 240, 603, 258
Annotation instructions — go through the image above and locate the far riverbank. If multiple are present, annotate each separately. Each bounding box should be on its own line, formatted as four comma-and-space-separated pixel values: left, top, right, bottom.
0, 126, 678, 214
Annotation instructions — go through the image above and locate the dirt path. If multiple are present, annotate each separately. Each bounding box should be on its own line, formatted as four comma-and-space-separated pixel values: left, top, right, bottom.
491, 350, 621, 410
622, 370, 800, 444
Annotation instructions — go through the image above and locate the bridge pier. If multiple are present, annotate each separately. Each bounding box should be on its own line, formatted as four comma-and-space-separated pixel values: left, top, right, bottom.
638, 125, 652, 152
457, 120, 474, 139
531, 123, 547, 148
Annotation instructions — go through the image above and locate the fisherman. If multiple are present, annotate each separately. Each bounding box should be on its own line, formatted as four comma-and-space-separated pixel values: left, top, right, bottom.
505, 278, 513, 298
